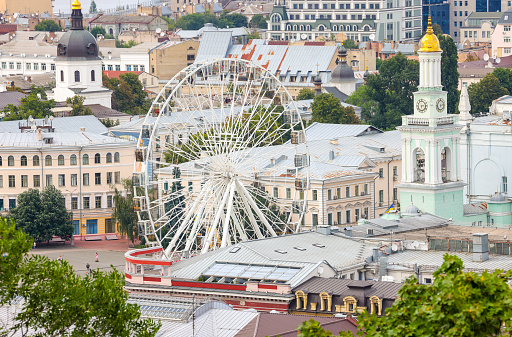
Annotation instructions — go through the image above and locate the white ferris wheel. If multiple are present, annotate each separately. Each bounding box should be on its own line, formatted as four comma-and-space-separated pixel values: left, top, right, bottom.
134, 58, 310, 260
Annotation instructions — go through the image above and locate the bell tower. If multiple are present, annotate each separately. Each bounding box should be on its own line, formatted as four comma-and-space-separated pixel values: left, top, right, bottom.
397, 8, 465, 222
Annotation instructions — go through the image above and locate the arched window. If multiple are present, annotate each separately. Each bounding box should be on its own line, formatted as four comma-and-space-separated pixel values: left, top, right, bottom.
346, 25, 351, 31
0, 156, 2, 166
306, 25, 311, 31
114, 152, 120, 163
295, 290, 308, 309
364, 25, 370, 32
74, 70, 80, 82
33, 155, 40, 166
353, 25, 358, 31
340, 25, 344, 31
441, 147, 453, 182
319, 25, 325, 31
20, 155, 27, 166
94, 153, 101, 164
413, 147, 425, 183
109, 28, 114, 35
45, 155, 52, 166
319, 292, 332, 311
271, 14, 282, 23
91, 70, 95, 82
370, 296, 383, 315
300, 25, 304, 31
293, 25, 297, 31
8, 156, 14, 166
106, 153, 112, 163
70, 154, 77, 165
333, 25, 337, 31
83, 154, 89, 165
60, 70, 64, 82
58, 155, 65, 166
286, 24, 291, 31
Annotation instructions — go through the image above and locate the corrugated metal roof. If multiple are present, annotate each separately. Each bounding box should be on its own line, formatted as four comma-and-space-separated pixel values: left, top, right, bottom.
195, 31, 233, 62
463, 202, 488, 215
152, 40, 183, 50
0, 115, 108, 135
0, 131, 132, 148
305, 122, 382, 141
0, 91, 26, 110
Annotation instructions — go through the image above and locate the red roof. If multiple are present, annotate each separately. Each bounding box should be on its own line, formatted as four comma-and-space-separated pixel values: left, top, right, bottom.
268, 41, 289, 45
0, 24, 17, 34
103, 70, 143, 79
305, 41, 326, 46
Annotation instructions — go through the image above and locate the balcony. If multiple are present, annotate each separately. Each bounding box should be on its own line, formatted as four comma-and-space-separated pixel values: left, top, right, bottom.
402, 115, 459, 127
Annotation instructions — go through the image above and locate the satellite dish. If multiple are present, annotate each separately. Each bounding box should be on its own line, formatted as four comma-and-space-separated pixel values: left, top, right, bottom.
497, 57, 501, 64
391, 244, 398, 251
160, 32, 165, 36
49, 116, 54, 121
412, 241, 420, 248
301, 33, 307, 40
317, 266, 324, 275
156, 28, 162, 34
369, 33, 375, 41
484, 54, 489, 61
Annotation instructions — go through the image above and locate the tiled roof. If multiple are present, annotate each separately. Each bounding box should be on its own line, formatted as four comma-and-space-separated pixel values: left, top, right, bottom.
103, 70, 143, 79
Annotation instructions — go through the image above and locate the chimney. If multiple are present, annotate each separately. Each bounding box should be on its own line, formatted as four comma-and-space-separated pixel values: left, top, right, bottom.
37, 129, 42, 141
316, 225, 331, 235
80, 127, 85, 132
328, 150, 335, 160
472, 233, 489, 262
372, 247, 380, 262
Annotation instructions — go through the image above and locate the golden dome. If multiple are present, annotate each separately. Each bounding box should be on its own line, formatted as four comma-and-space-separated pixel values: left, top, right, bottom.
72, 0, 81, 10
418, 7, 441, 52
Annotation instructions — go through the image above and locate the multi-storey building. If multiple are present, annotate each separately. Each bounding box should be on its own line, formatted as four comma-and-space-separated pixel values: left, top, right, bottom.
449, 0, 477, 41
460, 12, 501, 44
88, 15, 168, 38
422, 0, 449, 34
265, 0, 423, 42
0, 117, 136, 238
492, 9, 512, 57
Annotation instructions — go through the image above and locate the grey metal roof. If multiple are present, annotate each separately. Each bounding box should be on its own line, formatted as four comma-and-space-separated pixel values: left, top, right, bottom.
195, 31, 233, 62
0, 91, 26, 110
350, 214, 450, 238
323, 86, 349, 102
386, 249, 512, 273
0, 115, 108, 135
304, 122, 383, 141
293, 276, 403, 299
90, 15, 157, 24
0, 131, 132, 148
499, 9, 512, 24
463, 202, 488, 215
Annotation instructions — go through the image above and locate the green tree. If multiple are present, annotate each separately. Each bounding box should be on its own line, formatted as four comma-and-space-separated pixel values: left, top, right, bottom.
342, 39, 358, 49
89, 0, 98, 13
493, 67, 512, 93
224, 12, 248, 27
345, 84, 377, 122
0, 220, 161, 336
297, 88, 315, 100
439, 34, 459, 114
250, 14, 268, 29
66, 95, 93, 116
90, 26, 106, 38
420, 22, 444, 38
100, 118, 120, 127
2, 90, 56, 121
176, 12, 217, 30
247, 31, 261, 40
35, 20, 62, 32
10, 187, 73, 243
112, 179, 138, 244
311, 93, 361, 124
104, 72, 150, 115
468, 73, 508, 114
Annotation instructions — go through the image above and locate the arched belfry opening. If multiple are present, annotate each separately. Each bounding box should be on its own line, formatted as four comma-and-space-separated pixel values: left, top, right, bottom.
413, 147, 425, 183
441, 146, 452, 183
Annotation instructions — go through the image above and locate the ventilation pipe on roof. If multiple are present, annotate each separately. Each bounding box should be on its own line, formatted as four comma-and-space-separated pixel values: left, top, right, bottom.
316, 225, 331, 235
37, 128, 42, 141
379, 256, 388, 280
372, 247, 379, 262
80, 127, 85, 132
329, 150, 335, 160
472, 233, 489, 262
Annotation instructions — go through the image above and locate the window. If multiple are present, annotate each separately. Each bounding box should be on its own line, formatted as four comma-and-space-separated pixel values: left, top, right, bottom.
355, 209, 360, 221
58, 174, 65, 187
114, 171, 120, 184
355, 185, 359, 196
503, 176, 508, 193
45, 174, 53, 186
86, 219, 97, 234
9, 62, 13, 70
16, 62, 21, 70
346, 210, 351, 223
26, 63, 31, 70
74, 70, 80, 82
33, 175, 40, 187
506, 37, 511, 43
126, 65, 132, 71
8, 199, 16, 209
95, 196, 102, 208
106, 153, 112, 163
337, 211, 342, 224
379, 190, 384, 203
95, 173, 101, 185
505, 48, 511, 55
107, 195, 113, 208
115, 65, 121, 71
328, 213, 333, 225
83, 154, 89, 165
83, 197, 90, 209
346, 186, 350, 198
364, 184, 368, 195
454, 11, 457, 16
273, 187, 279, 198
107, 172, 112, 184
71, 197, 78, 210
21, 175, 28, 187
33, 155, 40, 166
312, 190, 318, 201
94, 153, 101, 164
83, 173, 89, 186
286, 188, 291, 199
91, 70, 95, 81
71, 174, 77, 186
105, 218, 115, 233
8, 156, 14, 166
45, 155, 52, 166
51, 64, 55, 71
114, 152, 120, 163
8, 175, 15, 187
328, 189, 332, 200
58, 155, 65, 166
379, 168, 384, 178
393, 188, 398, 201
0, 156, 2, 166
21, 155, 27, 166
312, 214, 318, 226
70, 154, 77, 165
107, 65, 113, 71
1, 62, 5, 69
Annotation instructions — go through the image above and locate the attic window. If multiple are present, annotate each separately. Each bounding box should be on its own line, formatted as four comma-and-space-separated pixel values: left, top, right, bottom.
506, 15, 509, 20
380, 147, 385, 153
230, 247, 241, 253
312, 243, 325, 248
274, 249, 287, 254
294, 246, 306, 251
43, 138, 53, 144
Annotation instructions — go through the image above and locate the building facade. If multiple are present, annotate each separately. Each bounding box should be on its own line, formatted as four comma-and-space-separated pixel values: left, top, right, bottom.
492, 10, 512, 58
88, 15, 168, 38
0, 0, 52, 14
149, 40, 199, 81
266, 0, 423, 42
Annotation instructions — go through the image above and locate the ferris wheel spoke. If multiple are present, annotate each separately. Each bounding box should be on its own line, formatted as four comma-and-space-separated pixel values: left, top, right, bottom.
220, 181, 237, 248
202, 181, 232, 254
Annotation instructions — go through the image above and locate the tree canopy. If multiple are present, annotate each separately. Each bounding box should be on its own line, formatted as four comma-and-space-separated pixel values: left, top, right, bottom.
250, 14, 268, 29
35, 20, 62, 32
89, 0, 98, 13
112, 179, 138, 244
297, 88, 315, 101
2, 90, 56, 121
492, 67, 512, 94
468, 73, 509, 114
311, 93, 361, 124
103, 72, 151, 115
9, 186, 73, 242
439, 34, 459, 114
176, 10, 249, 30
0, 219, 161, 336
342, 39, 358, 49
66, 95, 93, 116
299, 254, 512, 336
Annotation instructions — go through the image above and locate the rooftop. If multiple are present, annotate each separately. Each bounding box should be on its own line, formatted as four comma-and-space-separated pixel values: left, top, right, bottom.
89, 15, 159, 24
0, 131, 132, 148
0, 91, 26, 110
0, 115, 108, 135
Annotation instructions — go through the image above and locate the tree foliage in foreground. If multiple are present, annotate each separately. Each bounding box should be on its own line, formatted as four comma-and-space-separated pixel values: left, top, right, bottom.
297, 254, 512, 337
311, 93, 361, 124
10, 186, 73, 242
0, 219, 160, 336
3, 89, 56, 121
468, 73, 509, 114
103, 72, 151, 115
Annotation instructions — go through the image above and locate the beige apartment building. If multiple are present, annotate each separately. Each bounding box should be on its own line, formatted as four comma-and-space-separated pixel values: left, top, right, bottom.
0, 128, 136, 238
149, 40, 199, 81
0, 0, 52, 14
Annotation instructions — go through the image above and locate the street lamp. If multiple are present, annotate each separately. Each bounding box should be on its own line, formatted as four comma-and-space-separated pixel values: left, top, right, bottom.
66, 189, 77, 244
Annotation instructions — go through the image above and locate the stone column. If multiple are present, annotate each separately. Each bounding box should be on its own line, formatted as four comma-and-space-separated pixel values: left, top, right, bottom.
425, 140, 431, 184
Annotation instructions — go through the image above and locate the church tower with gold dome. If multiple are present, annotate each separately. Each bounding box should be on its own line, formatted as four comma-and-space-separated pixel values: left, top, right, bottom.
397, 7, 465, 222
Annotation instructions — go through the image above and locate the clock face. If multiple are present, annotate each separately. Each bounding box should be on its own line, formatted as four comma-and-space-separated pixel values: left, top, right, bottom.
436, 98, 445, 112
416, 99, 428, 113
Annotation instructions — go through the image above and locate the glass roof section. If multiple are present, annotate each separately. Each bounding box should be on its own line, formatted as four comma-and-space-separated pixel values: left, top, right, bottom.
203, 262, 301, 282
